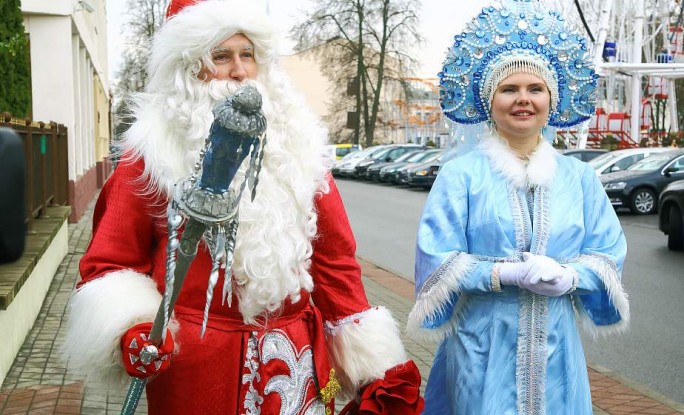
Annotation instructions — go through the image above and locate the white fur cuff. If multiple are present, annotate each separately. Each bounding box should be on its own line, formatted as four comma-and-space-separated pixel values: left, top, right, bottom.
61, 270, 162, 389
407, 252, 476, 343
574, 254, 630, 339
324, 306, 407, 397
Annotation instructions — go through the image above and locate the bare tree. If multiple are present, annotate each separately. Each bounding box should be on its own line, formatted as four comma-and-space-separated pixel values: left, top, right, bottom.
112, 0, 168, 139
292, 0, 422, 147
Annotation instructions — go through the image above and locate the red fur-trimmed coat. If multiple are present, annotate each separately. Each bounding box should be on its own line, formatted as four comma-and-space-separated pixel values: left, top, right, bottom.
64, 157, 409, 414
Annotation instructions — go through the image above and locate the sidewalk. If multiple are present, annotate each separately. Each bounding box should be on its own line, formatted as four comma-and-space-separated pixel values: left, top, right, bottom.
1, 198, 682, 414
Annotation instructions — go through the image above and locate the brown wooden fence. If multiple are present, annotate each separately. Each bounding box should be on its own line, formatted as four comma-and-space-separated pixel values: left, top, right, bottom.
1, 113, 69, 232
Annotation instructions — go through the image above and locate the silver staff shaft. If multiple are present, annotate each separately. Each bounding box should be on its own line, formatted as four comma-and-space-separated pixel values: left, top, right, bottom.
149, 218, 205, 343
120, 218, 205, 415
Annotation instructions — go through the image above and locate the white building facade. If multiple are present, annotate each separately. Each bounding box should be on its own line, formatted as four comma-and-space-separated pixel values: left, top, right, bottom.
21, 0, 111, 221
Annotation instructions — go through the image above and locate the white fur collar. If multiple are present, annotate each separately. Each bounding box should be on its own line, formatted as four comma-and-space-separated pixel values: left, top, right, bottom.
478, 133, 557, 188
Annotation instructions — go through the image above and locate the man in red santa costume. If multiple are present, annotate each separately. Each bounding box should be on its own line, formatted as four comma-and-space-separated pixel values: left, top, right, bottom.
62, 0, 423, 414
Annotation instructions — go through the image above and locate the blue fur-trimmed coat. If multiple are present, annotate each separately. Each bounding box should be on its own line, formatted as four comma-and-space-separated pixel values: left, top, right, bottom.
407, 135, 629, 415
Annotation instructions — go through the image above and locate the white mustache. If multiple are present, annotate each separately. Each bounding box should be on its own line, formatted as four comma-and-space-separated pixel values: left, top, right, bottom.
204, 78, 268, 100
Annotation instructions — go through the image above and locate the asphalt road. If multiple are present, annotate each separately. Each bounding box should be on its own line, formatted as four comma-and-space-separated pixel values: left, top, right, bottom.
335, 177, 684, 405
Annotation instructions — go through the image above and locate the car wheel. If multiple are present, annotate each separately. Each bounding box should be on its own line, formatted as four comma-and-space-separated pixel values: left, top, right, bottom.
668, 205, 684, 250
630, 188, 657, 214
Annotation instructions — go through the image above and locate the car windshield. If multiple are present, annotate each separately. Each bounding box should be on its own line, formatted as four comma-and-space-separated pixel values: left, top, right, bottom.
414, 150, 441, 162
395, 150, 421, 163
340, 149, 365, 160
626, 153, 672, 171
371, 147, 394, 159
336, 146, 358, 158
588, 152, 619, 168
401, 151, 425, 162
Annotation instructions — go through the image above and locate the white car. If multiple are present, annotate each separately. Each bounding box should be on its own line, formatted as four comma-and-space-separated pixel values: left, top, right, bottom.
333, 145, 389, 177
588, 147, 672, 175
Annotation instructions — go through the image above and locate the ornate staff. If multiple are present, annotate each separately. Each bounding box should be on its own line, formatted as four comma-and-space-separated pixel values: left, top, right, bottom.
121, 85, 267, 414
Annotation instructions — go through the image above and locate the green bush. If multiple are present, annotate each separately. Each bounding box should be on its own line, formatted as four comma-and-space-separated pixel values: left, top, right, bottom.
0, 0, 31, 117
600, 134, 619, 150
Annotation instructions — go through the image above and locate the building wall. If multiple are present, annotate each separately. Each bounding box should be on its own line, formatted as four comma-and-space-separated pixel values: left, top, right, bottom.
279, 51, 332, 119
94, 74, 110, 160
22, 0, 110, 221
22, 16, 75, 139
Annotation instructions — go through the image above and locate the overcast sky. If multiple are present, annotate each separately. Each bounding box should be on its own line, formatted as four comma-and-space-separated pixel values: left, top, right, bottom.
105, 0, 490, 82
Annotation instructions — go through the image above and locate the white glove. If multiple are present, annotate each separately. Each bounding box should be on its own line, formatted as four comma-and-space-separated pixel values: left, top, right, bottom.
499, 261, 532, 287
520, 253, 575, 296
522, 252, 565, 284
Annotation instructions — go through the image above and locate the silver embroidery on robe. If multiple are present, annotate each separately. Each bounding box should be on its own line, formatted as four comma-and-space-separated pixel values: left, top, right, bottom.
243, 332, 263, 415
302, 398, 327, 415
511, 185, 552, 415
260, 329, 324, 415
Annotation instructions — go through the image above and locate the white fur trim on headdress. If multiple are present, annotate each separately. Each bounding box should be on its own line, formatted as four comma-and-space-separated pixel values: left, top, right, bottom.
147, 0, 281, 95
61, 270, 176, 390
324, 307, 408, 397
482, 54, 559, 117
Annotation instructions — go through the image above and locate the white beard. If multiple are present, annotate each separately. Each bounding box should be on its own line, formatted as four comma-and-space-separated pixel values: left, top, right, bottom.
121, 71, 330, 323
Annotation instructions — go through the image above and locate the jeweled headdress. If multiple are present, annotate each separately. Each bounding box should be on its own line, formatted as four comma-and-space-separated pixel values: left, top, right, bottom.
439, 0, 598, 128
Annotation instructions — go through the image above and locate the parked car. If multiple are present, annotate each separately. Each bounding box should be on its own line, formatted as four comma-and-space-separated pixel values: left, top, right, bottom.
365, 148, 424, 181
381, 149, 443, 184
326, 143, 362, 161
335, 145, 390, 177
601, 149, 684, 214
397, 152, 445, 185
354, 144, 425, 179
658, 179, 684, 250
559, 148, 607, 162
588, 147, 672, 175
331, 147, 371, 177
406, 160, 442, 189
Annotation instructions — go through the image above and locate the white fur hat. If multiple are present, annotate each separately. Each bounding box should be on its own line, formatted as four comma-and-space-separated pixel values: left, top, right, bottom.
146, 0, 280, 93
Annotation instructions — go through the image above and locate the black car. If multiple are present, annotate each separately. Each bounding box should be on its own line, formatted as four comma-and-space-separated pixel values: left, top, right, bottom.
406, 160, 442, 189
658, 179, 684, 250
601, 149, 684, 214
559, 148, 608, 162
380, 149, 442, 183
354, 144, 425, 179
365, 148, 424, 181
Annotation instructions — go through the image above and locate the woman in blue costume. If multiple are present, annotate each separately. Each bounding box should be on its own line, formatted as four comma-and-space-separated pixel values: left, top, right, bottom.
407, 1, 630, 414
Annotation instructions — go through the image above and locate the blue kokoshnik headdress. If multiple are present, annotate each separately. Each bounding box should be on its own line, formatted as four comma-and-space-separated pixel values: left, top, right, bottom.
439, 0, 598, 129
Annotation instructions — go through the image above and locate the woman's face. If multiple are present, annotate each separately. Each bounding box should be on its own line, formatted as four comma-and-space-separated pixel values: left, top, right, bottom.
490, 72, 550, 143
198, 33, 257, 82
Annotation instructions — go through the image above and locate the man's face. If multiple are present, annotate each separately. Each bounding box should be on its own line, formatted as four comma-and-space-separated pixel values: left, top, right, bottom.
199, 33, 258, 82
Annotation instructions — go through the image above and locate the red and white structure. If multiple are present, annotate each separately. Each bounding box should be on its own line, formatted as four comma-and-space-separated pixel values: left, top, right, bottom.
547, 0, 684, 148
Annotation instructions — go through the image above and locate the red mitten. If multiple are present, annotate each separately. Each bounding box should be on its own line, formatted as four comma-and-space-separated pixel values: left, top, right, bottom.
340, 360, 424, 415
120, 322, 174, 379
